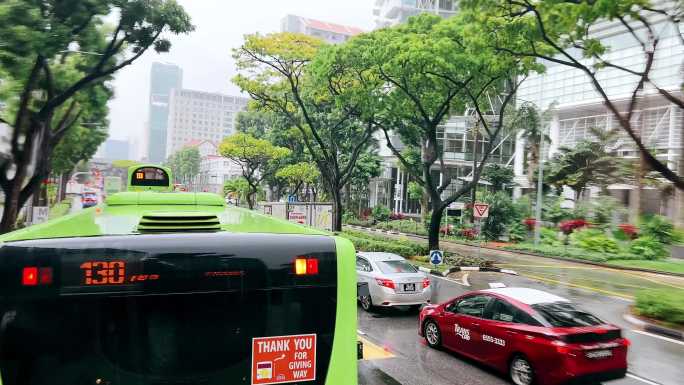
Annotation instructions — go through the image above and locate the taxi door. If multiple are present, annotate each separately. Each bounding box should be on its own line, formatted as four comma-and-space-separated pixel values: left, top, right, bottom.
444, 295, 491, 357
479, 298, 519, 369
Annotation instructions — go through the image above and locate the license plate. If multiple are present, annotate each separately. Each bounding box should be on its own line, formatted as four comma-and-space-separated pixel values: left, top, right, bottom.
585, 349, 612, 359
404, 283, 416, 292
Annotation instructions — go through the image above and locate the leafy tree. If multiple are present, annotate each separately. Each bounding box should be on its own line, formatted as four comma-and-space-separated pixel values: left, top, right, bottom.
233, 33, 376, 231
325, 13, 536, 249
463, 0, 683, 190
482, 164, 514, 192
166, 147, 200, 186
219, 133, 290, 209
276, 162, 320, 200
0, 0, 193, 232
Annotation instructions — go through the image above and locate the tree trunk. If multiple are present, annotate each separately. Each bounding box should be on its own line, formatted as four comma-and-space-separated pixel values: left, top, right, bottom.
0, 164, 30, 233
427, 203, 445, 251
331, 188, 343, 232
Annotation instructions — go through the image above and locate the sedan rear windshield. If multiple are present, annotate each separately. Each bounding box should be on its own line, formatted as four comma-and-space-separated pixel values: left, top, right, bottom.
376, 260, 418, 274
532, 302, 603, 327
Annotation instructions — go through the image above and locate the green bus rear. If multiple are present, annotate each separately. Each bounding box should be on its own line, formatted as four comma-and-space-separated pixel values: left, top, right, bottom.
0, 166, 357, 385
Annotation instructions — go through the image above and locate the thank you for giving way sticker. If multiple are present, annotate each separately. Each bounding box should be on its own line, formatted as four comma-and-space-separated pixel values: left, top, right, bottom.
252, 333, 317, 384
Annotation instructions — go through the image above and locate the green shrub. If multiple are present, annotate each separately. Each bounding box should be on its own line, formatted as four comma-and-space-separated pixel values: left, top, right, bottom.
540, 227, 561, 246
372, 205, 391, 222
640, 215, 675, 244
479, 191, 516, 240
569, 228, 619, 254
507, 222, 527, 243
635, 288, 684, 326
504, 243, 609, 262
629, 236, 668, 260
340, 230, 428, 257
376, 219, 427, 235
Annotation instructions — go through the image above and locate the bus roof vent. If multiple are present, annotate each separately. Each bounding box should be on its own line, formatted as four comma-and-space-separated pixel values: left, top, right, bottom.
137, 212, 221, 233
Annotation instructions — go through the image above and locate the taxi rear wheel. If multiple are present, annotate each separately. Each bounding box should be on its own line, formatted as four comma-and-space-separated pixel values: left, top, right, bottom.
423, 320, 441, 348
509, 355, 535, 385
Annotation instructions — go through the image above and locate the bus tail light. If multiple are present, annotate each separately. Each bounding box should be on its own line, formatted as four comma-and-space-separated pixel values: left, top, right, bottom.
375, 278, 395, 290
294, 258, 318, 275
22, 267, 53, 286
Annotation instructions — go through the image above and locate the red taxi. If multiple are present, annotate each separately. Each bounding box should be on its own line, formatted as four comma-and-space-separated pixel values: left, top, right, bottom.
419, 288, 629, 385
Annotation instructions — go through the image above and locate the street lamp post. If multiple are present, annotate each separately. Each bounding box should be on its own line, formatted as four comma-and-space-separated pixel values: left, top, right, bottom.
534, 128, 545, 246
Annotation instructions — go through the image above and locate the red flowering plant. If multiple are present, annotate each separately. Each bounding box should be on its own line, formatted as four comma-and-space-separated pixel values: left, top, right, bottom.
360, 208, 372, 220
460, 228, 478, 240
390, 212, 406, 220
559, 219, 588, 235
440, 224, 454, 236
523, 218, 536, 231
618, 224, 639, 240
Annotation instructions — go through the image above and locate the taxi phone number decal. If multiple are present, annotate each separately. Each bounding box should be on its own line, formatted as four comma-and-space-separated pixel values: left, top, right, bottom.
252, 333, 316, 384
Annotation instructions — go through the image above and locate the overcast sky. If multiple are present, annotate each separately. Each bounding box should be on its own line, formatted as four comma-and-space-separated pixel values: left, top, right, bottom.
107, 0, 375, 156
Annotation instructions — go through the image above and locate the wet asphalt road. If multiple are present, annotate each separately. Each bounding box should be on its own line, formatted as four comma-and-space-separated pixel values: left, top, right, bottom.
356, 242, 684, 385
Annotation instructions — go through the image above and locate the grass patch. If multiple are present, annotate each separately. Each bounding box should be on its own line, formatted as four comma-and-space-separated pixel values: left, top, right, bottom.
502, 243, 615, 263
48, 199, 72, 220
635, 288, 684, 326
607, 259, 684, 274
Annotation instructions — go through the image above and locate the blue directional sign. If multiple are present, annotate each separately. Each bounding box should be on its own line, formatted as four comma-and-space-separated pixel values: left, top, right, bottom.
429, 250, 444, 266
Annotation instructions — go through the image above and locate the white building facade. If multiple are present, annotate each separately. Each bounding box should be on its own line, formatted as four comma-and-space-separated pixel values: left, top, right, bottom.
166, 89, 249, 158
373, 0, 457, 28
513, 15, 683, 223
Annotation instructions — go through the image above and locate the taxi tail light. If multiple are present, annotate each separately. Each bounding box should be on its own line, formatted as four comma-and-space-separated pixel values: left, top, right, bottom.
22, 267, 53, 286
550, 339, 570, 354
422, 278, 430, 288
375, 278, 395, 290
294, 257, 319, 275
621, 338, 631, 347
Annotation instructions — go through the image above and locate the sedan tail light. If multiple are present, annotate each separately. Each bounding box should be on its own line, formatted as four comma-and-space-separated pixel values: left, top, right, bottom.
375, 278, 395, 290
422, 278, 430, 288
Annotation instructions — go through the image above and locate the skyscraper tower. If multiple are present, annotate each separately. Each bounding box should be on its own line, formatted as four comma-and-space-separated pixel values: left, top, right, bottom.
147, 62, 183, 163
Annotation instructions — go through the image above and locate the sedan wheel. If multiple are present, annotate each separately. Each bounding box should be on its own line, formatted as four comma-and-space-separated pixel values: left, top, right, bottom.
359, 295, 373, 311
510, 356, 535, 385
423, 320, 441, 348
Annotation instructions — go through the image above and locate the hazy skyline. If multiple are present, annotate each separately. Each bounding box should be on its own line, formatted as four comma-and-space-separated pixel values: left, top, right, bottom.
107, 0, 375, 158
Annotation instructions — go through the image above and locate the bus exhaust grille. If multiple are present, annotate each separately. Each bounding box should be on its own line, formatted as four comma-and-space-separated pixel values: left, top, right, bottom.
137, 213, 221, 233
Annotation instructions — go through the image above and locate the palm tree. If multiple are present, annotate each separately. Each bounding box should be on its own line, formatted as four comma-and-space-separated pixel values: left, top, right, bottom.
513, 102, 550, 187
544, 127, 629, 201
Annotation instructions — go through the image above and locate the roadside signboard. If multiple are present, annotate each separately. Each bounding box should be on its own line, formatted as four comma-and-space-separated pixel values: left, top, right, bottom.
429, 250, 444, 266
473, 203, 490, 219
32, 206, 49, 225
252, 334, 316, 384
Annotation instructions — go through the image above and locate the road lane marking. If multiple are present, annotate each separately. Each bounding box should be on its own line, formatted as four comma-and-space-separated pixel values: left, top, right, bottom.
433, 273, 469, 287
499, 264, 601, 270
626, 372, 662, 385
620, 270, 684, 290
522, 270, 659, 291
631, 330, 684, 346
519, 272, 633, 301
358, 336, 395, 360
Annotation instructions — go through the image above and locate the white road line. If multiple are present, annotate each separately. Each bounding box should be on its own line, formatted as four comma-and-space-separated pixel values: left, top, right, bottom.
432, 273, 469, 287
626, 372, 662, 385
631, 329, 684, 346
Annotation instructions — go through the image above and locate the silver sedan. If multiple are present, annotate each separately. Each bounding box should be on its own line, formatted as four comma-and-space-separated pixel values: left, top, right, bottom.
356, 252, 432, 312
